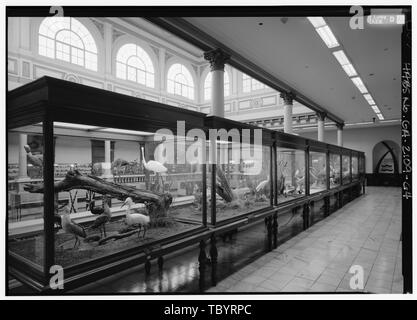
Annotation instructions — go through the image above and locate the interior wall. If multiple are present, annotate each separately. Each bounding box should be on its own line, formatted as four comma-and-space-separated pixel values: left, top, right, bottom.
55, 136, 92, 164
298, 124, 401, 173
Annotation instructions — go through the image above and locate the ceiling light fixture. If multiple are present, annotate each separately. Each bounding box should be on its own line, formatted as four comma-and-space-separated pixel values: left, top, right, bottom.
307, 17, 339, 48
351, 77, 368, 94
371, 105, 381, 113
307, 17, 326, 28
346, 121, 374, 126
333, 50, 358, 77
364, 94, 376, 105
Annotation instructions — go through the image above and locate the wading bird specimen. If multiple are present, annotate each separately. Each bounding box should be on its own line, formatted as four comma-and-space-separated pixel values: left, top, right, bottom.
88, 196, 112, 237
121, 197, 150, 238
61, 206, 87, 248
141, 146, 167, 191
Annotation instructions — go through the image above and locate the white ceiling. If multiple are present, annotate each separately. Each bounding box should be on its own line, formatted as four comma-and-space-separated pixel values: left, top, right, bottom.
184, 16, 402, 124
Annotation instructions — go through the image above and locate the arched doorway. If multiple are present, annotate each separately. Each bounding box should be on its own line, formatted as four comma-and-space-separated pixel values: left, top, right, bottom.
372, 140, 400, 174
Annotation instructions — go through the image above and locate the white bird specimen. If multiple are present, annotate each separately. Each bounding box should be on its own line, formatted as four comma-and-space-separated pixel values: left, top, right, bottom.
61, 206, 86, 248
121, 197, 150, 238
24, 144, 43, 167
255, 179, 269, 193
141, 146, 167, 191
141, 146, 167, 174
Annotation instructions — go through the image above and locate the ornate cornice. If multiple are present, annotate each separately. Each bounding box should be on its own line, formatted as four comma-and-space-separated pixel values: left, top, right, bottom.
336, 122, 345, 130
316, 111, 327, 121
204, 48, 230, 72
280, 91, 295, 105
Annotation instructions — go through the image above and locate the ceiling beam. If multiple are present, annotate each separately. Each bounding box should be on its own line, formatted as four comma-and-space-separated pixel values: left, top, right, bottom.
146, 17, 344, 125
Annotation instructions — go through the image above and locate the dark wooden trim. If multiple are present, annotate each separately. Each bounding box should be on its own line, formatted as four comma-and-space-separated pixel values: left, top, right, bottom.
43, 116, 55, 280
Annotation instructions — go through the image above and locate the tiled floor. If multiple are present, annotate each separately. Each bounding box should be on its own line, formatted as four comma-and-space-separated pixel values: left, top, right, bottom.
206, 187, 403, 293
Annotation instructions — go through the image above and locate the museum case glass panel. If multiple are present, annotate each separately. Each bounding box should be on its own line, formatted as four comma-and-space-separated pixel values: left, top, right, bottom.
14, 122, 205, 268
276, 147, 306, 203
352, 155, 359, 181
210, 139, 271, 224
8, 124, 44, 268
359, 154, 365, 177
309, 151, 327, 194
342, 155, 351, 185
329, 153, 341, 188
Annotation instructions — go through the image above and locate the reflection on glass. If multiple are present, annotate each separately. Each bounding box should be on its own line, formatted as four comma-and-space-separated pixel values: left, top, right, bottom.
277, 147, 306, 203
329, 153, 341, 188
342, 155, 351, 184
358, 156, 365, 177
8, 122, 206, 268
352, 156, 359, 180
8, 124, 44, 267
212, 142, 271, 223
309, 151, 327, 194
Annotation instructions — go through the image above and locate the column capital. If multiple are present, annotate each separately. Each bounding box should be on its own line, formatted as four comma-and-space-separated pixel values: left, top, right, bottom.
316, 111, 327, 121
204, 48, 231, 71
280, 91, 296, 105
336, 122, 345, 130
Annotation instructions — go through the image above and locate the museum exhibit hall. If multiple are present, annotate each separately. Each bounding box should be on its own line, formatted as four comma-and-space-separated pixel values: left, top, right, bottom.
6, 10, 408, 295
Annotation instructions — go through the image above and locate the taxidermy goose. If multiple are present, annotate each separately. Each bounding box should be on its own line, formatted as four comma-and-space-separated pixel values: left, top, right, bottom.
121, 197, 150, 238
61, 206, 87, 248
24, 144, 43, 167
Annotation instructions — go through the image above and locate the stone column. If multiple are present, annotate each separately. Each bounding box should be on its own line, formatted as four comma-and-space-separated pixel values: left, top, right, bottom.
102, 140, 113, 179
204, 48, 230, 117
317, 112, 326, 142
17, 133, 30, 192
104, 23, 112, 76
337, 123, 344, 147
280, 92, 295, 134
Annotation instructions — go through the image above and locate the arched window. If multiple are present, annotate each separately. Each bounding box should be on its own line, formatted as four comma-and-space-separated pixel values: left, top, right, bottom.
167, 63, 194, 100
242, 73, 266, 93
204, 71, 230, 100
38, 17, 98, 71
116, 43, 155, 88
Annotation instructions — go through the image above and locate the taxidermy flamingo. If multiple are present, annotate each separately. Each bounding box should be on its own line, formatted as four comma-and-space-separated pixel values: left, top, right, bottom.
24, 144, 43, 167
121, 197, 150, 238
88, 196, 112, 237
141, 146, 167, 190
61, 206, 87, 248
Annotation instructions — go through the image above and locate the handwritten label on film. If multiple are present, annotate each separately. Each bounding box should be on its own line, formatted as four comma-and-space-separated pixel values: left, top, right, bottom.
401, 62, 411, 199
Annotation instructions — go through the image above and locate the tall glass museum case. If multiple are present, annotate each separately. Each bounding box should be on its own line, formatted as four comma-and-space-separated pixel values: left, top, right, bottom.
204, 116, 274, 225
275, 135, 307, 203
342, 152, 352, 185
7, 77, 208, 289
8, 77, 365, 291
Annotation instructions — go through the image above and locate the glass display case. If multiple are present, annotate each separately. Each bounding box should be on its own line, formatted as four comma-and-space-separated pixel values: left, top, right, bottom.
351, 154, 359, 181
276, 146, 306, 203
204, 116, 273, 225
8, 77, 366, 291
329, 153, 341, 188
7, 77, 208, 289
309, 151, 327, 194
342, 154, 351, 185
8, 125, 45, 271
359, 154, 365, 178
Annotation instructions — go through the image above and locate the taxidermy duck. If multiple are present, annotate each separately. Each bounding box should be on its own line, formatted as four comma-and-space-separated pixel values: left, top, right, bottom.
61, 206, 87, 248
121, 197, 150, 238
